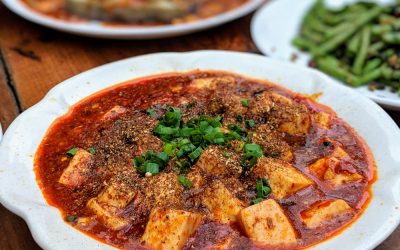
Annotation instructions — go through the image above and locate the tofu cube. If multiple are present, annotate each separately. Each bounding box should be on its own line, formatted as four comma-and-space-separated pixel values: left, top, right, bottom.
59, 148, 93, 188
87, 199, 129, 230
301, 199, 353, 228
332, 146, 349, 159
202, 181, 244, 224
191, 76, 235, 89
195, 146, 242, 178
323, 162, 363, 187
102, 105, 127, 120
279, 112, 311, 135
270, 93, 311, 135
253, 158, 313, 199
252, 128, 293, 162
142, 208, 203, 250
87, 182, 136, 230
313, 112, 331, 129
308, 146, 363, 187
239, 199, 297, 246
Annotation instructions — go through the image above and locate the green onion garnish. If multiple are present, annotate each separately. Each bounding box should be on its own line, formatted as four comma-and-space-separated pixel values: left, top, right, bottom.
189, 147, 203, 160
241, 98, 249, 107
241, 143, 263, 169
66, 215, 78, 223
222, 151, 231, 158
245, 119, 255, 129
251, 178, 271, 204
178, 175, 193, 188
87, 148, 96, 155
145, 162, 159, 174
66, 147, 78, 157
147, 108, 158, 118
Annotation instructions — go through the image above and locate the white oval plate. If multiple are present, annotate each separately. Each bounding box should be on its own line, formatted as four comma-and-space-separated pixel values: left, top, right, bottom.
0, 51, 399, 250
251, 0, 400, 110
2, 0, 264, 39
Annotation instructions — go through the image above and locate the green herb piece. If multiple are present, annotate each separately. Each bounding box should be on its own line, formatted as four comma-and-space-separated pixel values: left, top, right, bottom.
87, 148, 96, 155
156, 152, 169, 163
178, 175, 193, 188
189, 146, 203, 160
133, 150, 168, 176
228, 124, 247, 137
66, 147, 78, 157
245, 119, 255, 129
241, 144, 263, 169
163, 143, 176, 156
244, 144, 263, 157
145, 162, 159, 174
251, 198, 264, 205
241, 98, 249, 107
236, 115, 243, 123
66, 215, 78, 223
176, 160, 191, 173
251, 178, 271, 204
147, 108, 158, 118
222, 151, 231, 158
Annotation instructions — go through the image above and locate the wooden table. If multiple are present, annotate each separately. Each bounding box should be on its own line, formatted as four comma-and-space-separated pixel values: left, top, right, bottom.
0, 3, 399, 250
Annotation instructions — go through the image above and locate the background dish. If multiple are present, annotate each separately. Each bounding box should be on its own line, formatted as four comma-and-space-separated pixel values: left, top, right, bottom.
1, 0, 264, 39
0, 51, 399, 250
251, 0, 400, 110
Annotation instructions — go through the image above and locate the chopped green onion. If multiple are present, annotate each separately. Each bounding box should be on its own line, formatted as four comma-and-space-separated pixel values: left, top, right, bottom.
66, 215, 78, 223
156, 152, 169, 163
163, 143, 176, 156
245, 119, 255, 129
87, 148, 96, 155
189, 147, 203, 160
244, 144, 263, 157
252, 178, 271, 204
145, 162, 159, 174
241, 98, 249, 107
66, 147, 78, 157
147, 108, 158, 118
241, 144, 264, 169
251, 198, 264, 205
145, 150, 155, 158
222, 151, 231, 158
178, 175, 193, 188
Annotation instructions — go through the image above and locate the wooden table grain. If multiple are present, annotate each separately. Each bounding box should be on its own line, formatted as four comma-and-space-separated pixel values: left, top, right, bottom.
0, 3, 399, 250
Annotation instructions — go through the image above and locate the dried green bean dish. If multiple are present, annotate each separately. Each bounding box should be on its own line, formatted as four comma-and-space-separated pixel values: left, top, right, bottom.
293, 0, 400, 94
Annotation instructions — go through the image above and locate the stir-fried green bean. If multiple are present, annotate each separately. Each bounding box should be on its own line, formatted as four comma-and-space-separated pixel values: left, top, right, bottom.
292, 0, 400, 94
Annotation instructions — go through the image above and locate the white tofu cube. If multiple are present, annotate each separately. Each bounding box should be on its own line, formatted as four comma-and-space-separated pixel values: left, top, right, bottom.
87, 182, 137, 230
253, 158, 313, 199
202, 181, 244, 224
87, 199, 129, 230
301, 199, 353, 228
195, 145, 242, 178
191, 76, 235, 89
239, 199, 297, 246
102, 105, 127, 120
313, 112, 331, 129
59, 148, 93, 188
308, 146, 363, 187
142, 208, 203, 250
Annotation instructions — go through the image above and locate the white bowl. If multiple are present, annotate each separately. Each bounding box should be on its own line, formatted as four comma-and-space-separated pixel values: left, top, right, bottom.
251, 0, 400, 110
0, 51, 399, 250
2, 0, 264, 39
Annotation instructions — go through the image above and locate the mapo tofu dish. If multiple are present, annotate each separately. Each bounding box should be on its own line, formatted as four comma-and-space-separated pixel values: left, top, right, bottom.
35, 71, 375, 249
23, 0, 249, 24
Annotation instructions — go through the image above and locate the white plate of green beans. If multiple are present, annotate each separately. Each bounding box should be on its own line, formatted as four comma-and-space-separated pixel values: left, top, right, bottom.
252, 0, 400, 110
